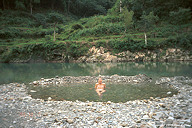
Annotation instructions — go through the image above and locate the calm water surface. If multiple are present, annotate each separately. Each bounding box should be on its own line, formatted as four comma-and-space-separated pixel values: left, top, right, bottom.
28, 83, 178, 103
0, 62, 192, 84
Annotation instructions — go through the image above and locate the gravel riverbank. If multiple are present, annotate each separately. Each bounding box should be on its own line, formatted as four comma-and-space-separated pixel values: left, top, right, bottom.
0, 76, 192, 128
30, 74, 151, 86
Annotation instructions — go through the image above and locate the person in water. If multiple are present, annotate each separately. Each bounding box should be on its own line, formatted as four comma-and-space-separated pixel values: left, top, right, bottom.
95, 77, 106, 98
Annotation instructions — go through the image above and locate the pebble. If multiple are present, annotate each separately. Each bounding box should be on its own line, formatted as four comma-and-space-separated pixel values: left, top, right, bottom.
0, 76, 191, 127
32, 74, 151, 86
66, 118, 74, 124
33, 81, 38, 85
142, 115, 150, 120
30, 90, 36, 92
167, 91, 172, 94
48, 97, 52, 101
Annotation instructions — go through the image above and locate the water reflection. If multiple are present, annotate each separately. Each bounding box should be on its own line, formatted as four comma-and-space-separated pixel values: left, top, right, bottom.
0, 62, 192, 84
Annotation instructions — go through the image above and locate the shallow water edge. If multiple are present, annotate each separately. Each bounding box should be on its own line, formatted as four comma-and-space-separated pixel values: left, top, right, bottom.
27, 75, 177, 102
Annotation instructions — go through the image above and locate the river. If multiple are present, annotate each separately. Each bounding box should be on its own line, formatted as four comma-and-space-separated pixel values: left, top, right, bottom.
0, 62, 192, 84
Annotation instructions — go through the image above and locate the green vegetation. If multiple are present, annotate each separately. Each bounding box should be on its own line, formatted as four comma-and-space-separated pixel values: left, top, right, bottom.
0, 0, 192, 62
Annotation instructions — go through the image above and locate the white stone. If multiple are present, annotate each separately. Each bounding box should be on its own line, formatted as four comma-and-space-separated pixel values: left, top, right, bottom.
30, 90, 36, 93
167, 92, 172, 95
48, 97, 52, 101
33, 81, 38, 85
142, 115, 150, 120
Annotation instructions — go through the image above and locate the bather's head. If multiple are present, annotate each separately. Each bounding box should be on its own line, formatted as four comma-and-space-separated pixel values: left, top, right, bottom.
98, 77, 102, 84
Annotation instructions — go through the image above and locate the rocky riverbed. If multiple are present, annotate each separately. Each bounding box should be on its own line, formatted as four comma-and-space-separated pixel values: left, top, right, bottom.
30, 74, 151, 86
0, 76, 192, 128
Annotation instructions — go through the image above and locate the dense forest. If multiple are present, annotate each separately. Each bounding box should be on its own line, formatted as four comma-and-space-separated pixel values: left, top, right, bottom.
0, 0, 192, 62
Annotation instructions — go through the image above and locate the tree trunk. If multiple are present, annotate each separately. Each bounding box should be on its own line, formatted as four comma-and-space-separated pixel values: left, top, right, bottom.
31, 6, 32, 15
7, 0, 10, 9
144, 32, 147, 45
68, 0, 70, 14
120, 0, 122, 13
30, 0, 33, 15
3, 0, 5, 10
53, 22, 57, 42
51, 0, 55, 9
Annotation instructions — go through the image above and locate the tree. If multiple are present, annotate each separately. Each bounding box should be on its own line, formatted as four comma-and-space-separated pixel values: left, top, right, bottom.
108, 0, 121, 16
15, 0, 26, 10
46, 12, 64, 41
28, 0, 40, 15
139, 12, 159, 44
30, 0, 33, 14
2, 0, 5, 10
169, 8, 191, 25
122, 0, 192, 21
120, 0, 122, 13
122, 7, 134, 30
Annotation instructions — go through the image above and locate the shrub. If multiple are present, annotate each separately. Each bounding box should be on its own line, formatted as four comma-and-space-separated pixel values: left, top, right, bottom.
169, 8, 191, 25
0, 28, 20, 39
177, 33, 192, 50
34, 13, 47, 27
108, 37, 161, 53
45, 35, 51, 42
103, 15, 122, 23
108, 38, 138, 52
0, 9, 2, 16
1, 42, 68, 62
46, 12, 65, 24
71, 24, 83, 30
161, 33, 192, 50
71, 22, 125, 39
68, 42, 89, 58
15, 1, 26, 10
95, 40, 107, 48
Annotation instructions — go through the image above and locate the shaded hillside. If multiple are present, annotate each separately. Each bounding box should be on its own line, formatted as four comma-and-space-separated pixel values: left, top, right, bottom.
0, 0, 192, 62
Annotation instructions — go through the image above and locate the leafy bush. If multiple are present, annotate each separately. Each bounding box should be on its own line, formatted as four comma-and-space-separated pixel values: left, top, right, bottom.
169, 8, 191, 25
71, 24, 83, 30
46, 12, 65, 24
45, 35, 51, 42
1, 42, 90, 62
95, 40, 107, 48
103, 15, 122, 23
177, 34, 192, 49
68, 42, 89, 58
0, 28, 20, 39
1, 42, 67, 62
34, 13, 47, 27
161, 33, 192, 50
0, 9, 2, 16
15, 1, 26, 10
108, 37, 163, 53
108, 38, 145, 52
71, 22, 125, 39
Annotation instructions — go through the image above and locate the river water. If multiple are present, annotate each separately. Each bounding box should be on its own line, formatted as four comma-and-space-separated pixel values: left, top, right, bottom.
0, 62, 192, 84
